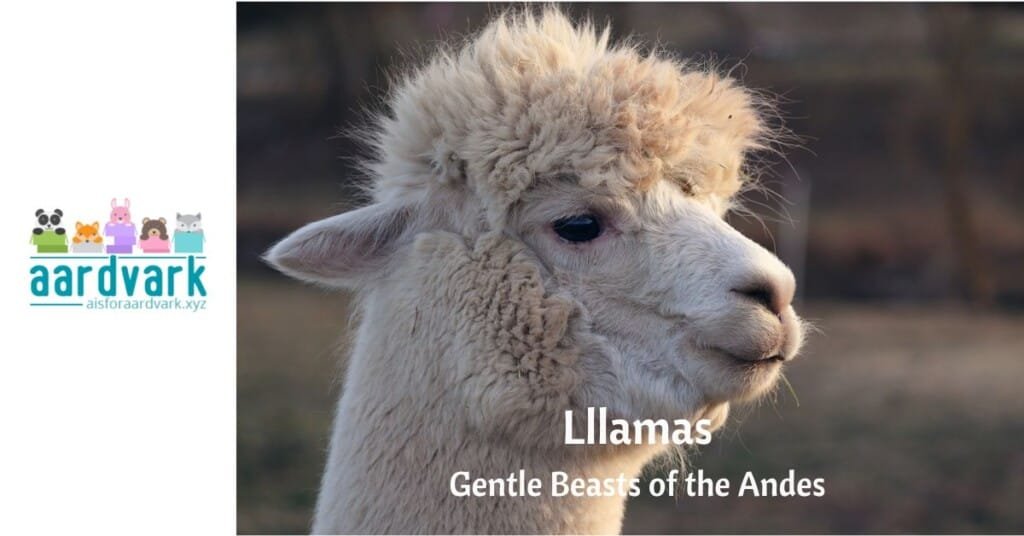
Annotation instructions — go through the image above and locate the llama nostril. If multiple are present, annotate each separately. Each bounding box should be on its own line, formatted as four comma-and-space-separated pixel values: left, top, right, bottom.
733, 283, 781, 316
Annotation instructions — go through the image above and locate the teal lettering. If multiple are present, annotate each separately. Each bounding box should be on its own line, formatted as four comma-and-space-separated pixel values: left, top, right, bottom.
76, 265, 93, 296
53, 265, 73, 297
188, 256, 206, 297
144, 266, 163, 296
122, 266, 140, 296
30, 265, 48, 296
167, 265, 182, 296
99, 256, 117, 296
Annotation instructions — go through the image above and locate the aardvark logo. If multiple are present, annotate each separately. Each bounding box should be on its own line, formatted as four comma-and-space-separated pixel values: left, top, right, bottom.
29, 198, 208, 312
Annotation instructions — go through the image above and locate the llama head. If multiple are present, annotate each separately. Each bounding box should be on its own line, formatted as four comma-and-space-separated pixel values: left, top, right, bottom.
110, 198, 131, 224
267, 9, 804, 435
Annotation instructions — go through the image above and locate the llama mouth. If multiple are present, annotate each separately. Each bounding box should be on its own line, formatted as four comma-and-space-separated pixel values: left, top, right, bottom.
735, 355, 784, 368
712, 348, 786, 368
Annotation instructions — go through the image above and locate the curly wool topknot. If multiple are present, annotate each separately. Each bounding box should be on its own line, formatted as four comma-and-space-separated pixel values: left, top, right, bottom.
366, 8, 769, 225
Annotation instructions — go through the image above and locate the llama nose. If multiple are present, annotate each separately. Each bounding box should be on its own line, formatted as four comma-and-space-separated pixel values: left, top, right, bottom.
732, 271, 795, 317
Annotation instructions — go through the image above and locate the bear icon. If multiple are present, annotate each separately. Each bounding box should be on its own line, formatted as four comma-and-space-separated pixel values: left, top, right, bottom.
139, 217, 171, 253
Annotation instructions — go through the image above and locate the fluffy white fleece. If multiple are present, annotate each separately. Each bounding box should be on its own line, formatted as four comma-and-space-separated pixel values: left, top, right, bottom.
367, 8, 767, 225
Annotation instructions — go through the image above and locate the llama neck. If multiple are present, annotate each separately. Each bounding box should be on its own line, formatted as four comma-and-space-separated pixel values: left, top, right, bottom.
314, 348, 662, 534
312, 305, 662, 532
312, 234, 665, 533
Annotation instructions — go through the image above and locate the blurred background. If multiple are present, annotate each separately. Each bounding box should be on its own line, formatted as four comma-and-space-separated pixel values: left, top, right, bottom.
237, 3, 1024, 533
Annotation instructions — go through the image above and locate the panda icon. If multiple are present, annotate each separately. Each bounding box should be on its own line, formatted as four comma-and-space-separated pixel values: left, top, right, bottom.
34, 209, 66, 235
31, 208, 69, 253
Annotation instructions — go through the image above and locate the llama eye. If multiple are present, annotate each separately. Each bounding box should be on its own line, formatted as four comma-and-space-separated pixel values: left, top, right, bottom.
552, 214, 602, 243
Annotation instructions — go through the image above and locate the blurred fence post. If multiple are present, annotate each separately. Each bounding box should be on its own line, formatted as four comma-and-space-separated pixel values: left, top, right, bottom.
778, 169, 811, 304
930, 4, 996, 306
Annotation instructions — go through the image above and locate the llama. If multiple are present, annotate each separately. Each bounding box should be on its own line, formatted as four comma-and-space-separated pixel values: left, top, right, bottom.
267, 9, 805, 534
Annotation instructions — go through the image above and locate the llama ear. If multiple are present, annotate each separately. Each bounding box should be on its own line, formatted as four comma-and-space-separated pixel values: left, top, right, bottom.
264, 202, 415, 288
124, 198, 130, 208
111, 198, 116, 208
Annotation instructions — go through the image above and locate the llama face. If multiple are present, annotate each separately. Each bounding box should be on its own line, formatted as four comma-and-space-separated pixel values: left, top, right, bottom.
510, 175, 804, 419
268, 175, 804, 430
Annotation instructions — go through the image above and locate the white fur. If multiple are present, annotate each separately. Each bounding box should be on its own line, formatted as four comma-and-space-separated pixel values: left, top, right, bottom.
266, 8, 804, 534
